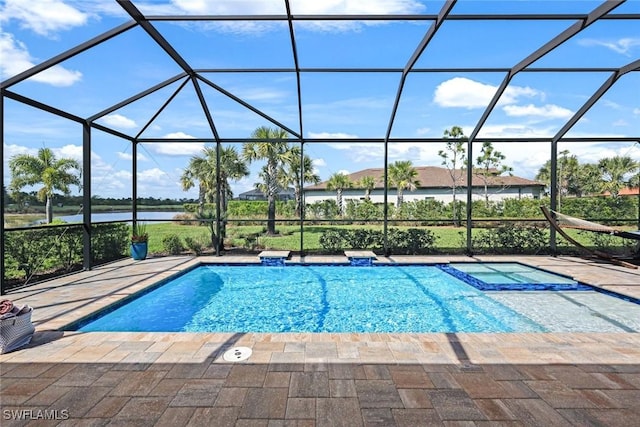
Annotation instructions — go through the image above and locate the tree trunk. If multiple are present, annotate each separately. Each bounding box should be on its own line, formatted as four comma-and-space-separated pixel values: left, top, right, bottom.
396, 189, 403, 208
294, 186, 301, 217
267, 161, 278, 235
452, 185, 458, 226
337, 190, 343, 217
198, 185, 205, 217
46, 196, 53, 224
220, 187, 228, 251
484, 182, 489, 207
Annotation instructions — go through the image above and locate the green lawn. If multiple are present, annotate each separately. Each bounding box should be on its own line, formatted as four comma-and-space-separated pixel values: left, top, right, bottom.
145, 222, 612, 254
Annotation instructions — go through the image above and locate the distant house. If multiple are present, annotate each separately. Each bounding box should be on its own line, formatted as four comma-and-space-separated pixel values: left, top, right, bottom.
304, 166, 544, 205
602, 187, 639, 197
237, 187, 295, 201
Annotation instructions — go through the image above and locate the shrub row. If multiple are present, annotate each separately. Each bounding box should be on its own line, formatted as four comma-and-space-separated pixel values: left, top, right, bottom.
4, 223, 129, 281
319, 227, 438, 255
186, 196, 639, 223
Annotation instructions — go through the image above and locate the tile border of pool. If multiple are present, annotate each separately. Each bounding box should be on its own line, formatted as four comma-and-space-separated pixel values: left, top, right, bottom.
61, 259, 640, 333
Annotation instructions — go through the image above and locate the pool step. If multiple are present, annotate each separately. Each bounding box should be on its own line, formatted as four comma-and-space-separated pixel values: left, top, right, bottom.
258, 251, 290, 266
344, 251, 377, 266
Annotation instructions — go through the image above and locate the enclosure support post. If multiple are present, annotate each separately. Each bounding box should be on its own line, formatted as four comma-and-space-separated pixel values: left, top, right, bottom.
549, 140, 558, 254
132, 140, 138, 230
82, 121, 92, 270
0, 92, 5, 295
299, 141, 305, 257
383, 141, 389, 256
466, 139, 473, 255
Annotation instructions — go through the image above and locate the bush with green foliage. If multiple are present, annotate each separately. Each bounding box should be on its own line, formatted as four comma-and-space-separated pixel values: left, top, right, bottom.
318, 227, 437, 254
4, 223, 128, 282
184, 236, 206, 255
162, 234, 184, 255
472, 224, 548, 254
387, 228, 438, 254
306, 200, 340, 219
318, 229, 344, 252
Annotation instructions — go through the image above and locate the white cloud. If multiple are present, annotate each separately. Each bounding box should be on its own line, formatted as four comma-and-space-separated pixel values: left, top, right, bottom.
234, 88, 288, 103
502, 104, 573, 119
416, 127, 430, 136
477, 123, 558, 139
602, 100, 622, 110
137, 167, 169, 183
53, 144, 84, 162
0, 31, 82, 86
163, 132, 195, 139
102, 114, 138, 129
312, 158, 326, 174
1, 0, 88, 36
166, 0, 426, 33
633, 108, 640, 115
612, 119, 628, 127
578, 37, 640, 56
146, 138, 206, 156
117, 151, 149, 162
433, 77, 539, 109
337, 169, 350, 175
307, 132, 358, 139
3, 143, 36, 159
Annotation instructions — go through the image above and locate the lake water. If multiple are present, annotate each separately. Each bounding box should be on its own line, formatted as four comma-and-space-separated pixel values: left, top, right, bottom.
45, 211, 180, 224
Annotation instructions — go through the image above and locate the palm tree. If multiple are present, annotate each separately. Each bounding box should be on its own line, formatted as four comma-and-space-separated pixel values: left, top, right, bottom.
535, 150, 579, 210
438, 126, 467, 225
388, 160, 420, 208
243, 126, 293, 235
181, 149, 213, 217
279, 146, 320, 217
357, 176, 377, 201
181, 145, 248, 248
9, 147, 81, 224
599, 156, 639, 198
475, 141, 512, 207
326, 172, 352, 217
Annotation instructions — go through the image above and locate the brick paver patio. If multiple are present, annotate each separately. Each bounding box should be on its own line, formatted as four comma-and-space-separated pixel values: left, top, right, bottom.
1, 255, 639, 426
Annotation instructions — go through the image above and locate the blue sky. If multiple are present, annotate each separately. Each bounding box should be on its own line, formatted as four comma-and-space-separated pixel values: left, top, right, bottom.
1, 0, 639, 201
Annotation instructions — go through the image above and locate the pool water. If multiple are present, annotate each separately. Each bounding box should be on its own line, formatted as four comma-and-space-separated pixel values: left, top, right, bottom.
444, 262, 591, 290
73, 264, 640, 334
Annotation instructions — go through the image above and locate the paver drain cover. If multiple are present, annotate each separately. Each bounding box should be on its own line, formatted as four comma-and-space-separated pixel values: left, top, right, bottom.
223, 346, 252, 362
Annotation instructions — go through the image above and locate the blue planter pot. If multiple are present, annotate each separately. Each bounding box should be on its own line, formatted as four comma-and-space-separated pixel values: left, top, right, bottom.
130, 242, 148, 260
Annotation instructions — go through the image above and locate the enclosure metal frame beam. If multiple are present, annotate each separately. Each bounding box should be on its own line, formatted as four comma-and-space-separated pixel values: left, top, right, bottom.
381, 0, 456, 255
144, 13, 640, 22
82, 121, 92, 270
193, 67, 626, 73
191, 76, 224, 255
196, 75, 301, 139
464, 0, 624, 255
134, 77, 191, 140
117, 1, 194, 75
88, 72, 188, 123
1, 92, 4, 295
0, 21, 137, 90
284, 0, 307, 256
547, 57, 640, 251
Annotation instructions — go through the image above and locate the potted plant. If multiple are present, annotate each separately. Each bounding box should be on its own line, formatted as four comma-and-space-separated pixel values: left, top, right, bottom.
130, 222, 149, 260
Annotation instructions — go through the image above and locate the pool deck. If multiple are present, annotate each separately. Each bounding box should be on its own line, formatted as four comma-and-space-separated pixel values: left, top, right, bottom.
1, 255, 640, 426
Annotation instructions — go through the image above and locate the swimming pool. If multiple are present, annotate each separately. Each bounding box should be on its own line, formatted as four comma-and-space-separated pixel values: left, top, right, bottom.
72, 264, 640, 333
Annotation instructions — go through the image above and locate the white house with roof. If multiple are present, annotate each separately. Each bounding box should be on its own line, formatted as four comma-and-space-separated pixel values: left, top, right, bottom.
303, 166, 544, 205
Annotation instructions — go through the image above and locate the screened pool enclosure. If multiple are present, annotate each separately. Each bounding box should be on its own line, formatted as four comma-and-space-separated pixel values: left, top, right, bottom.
2, 0, 640, 292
